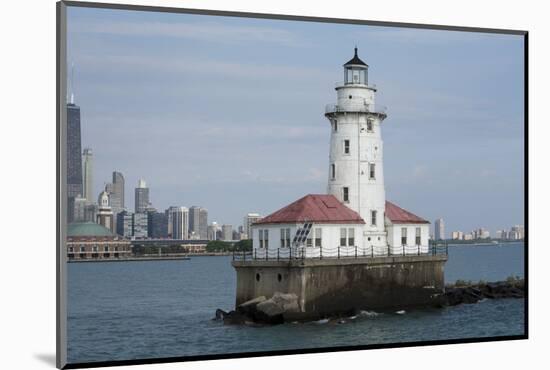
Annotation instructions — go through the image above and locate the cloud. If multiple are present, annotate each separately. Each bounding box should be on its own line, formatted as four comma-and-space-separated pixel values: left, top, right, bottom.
70, 19, 303, 47
76, 53, 329, 84
350, 26, 514, 46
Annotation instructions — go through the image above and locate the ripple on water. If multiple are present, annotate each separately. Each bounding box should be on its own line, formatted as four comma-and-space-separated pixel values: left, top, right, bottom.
67, 249, 525, 364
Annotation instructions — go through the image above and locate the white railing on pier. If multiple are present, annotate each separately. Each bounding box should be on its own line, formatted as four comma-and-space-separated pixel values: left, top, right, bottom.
241, 244, 442, 262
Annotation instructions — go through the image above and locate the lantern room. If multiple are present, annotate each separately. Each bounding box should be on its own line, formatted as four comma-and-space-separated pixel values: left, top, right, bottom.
344, 47, 368, 85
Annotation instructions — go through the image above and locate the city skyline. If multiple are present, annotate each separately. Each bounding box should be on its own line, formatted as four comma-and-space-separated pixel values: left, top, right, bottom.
67, 8, 524, 231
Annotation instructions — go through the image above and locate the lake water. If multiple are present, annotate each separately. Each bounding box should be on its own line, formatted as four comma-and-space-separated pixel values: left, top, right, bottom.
67, 242, 525, 364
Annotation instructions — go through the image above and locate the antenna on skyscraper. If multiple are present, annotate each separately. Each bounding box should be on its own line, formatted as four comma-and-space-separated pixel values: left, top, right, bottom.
70, 62, 75, 104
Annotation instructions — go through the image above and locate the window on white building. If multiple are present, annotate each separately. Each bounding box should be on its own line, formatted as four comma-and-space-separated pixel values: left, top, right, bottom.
343, 187, 349, 202
285, 228, 290, 247
371, 210, 377, 226
80, 246, 85, 252
401, 228, 407, 246
315, 228, 322, 247
280, 228, 285, 247
340, 228, 347, 246
104, 246, 109, 252
259, 229, 264, 248
306, 233, 313, 247
348, 228, 355, 246
344, 140, 350, 154
369, 163, 376, 179
264, 230, 269, 248
68, 247, 74, 252
416, 227, 421, 246
367, 119, 373, 132
331, 164, 336, 180
334, 120, 338, 132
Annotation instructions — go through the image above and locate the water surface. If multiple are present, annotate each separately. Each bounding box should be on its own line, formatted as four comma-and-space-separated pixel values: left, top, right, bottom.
67, 242, 525, 363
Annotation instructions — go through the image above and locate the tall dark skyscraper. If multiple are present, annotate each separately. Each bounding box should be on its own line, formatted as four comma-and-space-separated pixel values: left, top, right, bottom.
148, 211, 168, 239
67, 101, 83, 223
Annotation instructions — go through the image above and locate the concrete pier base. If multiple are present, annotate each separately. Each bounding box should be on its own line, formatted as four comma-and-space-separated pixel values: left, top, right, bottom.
232, 255, 447, 318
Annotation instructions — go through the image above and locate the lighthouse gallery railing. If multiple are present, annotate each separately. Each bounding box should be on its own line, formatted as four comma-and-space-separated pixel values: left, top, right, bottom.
233, 243, 448, 261
325, 103, 387, 115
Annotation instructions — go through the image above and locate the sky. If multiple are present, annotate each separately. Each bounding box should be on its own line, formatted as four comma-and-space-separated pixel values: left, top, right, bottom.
67, 6, 525, 234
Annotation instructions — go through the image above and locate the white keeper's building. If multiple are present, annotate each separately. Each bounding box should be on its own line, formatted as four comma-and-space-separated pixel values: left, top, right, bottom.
252, 48, 430, 258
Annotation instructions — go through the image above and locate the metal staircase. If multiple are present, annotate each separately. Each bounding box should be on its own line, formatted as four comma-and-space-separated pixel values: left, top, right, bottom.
292, 222, 312, 246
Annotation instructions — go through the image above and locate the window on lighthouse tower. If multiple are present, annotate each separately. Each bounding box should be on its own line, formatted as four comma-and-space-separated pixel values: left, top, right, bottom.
367, 119, 373, 132
343, 187, 349, 202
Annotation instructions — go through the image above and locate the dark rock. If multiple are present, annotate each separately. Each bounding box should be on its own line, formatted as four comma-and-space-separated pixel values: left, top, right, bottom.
222, 310, 248, 325
442, 279, 525, 306
236, 296, 266, 317
255, 301, 285, 325
214, 308, 228, 321
215, 292, 301, 326
462, 287, 483, 304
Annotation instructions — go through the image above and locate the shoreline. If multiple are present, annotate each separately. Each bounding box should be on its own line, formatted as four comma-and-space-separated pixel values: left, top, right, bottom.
68, 255, 191, 263
446, 241, 524, 247
67, 252, 234, 263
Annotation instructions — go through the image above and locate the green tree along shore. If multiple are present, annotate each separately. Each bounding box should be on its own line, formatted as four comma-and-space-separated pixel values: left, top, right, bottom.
205, 240, 252, 253
132, 240, 252, 255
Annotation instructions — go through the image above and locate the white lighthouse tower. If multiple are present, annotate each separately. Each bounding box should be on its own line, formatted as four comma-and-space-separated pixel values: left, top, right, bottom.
325, 48, 388, 248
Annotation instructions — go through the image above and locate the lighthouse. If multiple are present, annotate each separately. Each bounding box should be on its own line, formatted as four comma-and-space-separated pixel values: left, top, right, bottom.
325, 47, 387, 248
232, 48, 447, 318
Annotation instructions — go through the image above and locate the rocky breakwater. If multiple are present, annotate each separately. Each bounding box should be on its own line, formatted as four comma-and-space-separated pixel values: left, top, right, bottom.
214, 279, 525, 325
441, 278, 525, 306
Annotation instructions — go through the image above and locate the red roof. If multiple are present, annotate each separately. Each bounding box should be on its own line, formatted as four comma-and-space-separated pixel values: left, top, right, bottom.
255, 194, 365, 225
385, 201, 429, 224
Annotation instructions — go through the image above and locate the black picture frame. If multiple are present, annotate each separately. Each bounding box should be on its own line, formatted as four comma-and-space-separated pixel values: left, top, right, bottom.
56, 1, 528, 368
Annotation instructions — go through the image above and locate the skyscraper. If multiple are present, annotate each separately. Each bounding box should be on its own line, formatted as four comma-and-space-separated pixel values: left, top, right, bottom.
72, 195, 88, 223
199, 208, 208, 239
189, 206, 209, 239
243, 213, 262, 239
148, 211, 168, 239
166, 206, 179, 238
135, 179, 149, 213
222, 224, 233, 241
133, 213, 148, 239
434, 218, 445, 240
111, 171, 125, 212
116, 211, 133, 238
207, 221, 222, 240
67, 101, 83, 223
170, 207, 189, 240
189, 206, 200, 237
82, 148, 93, 203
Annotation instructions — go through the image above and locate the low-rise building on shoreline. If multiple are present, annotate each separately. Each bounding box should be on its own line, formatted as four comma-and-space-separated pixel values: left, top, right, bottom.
67, 222, 131, 260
